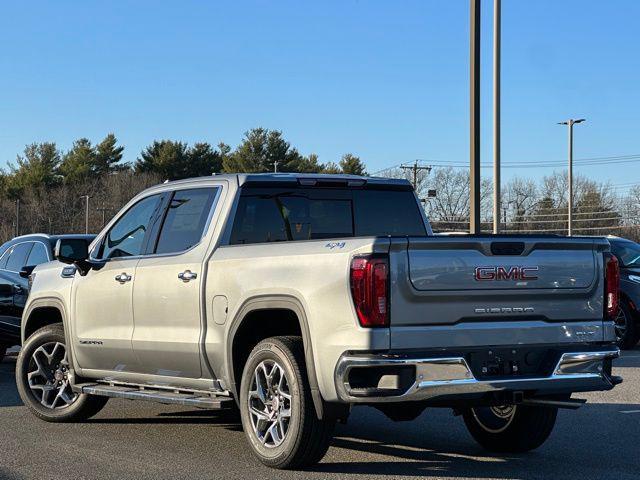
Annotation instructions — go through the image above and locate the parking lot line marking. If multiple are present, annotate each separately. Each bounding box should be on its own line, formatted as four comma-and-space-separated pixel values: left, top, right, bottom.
620, 410, 640, 414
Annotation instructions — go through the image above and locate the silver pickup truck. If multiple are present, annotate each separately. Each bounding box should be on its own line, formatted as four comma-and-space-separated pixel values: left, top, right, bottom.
16, 173, 621, 469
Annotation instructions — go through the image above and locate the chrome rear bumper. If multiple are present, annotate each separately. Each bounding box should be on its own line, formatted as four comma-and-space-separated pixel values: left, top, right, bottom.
335, 348, 620, 403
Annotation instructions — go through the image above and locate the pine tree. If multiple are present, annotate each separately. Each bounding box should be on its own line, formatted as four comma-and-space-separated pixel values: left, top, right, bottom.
222, 128, 305, 173
59, 138, 95, 183
135, 140, 190, 180
339, 153, 367, 175
94, 134, 125, 174
188, 142, 222, 177
7, 142, 62, 196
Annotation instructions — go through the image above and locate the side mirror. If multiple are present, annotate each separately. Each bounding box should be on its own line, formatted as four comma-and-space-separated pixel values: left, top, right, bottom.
54, 238, 90, 264
19, 265, 36, 279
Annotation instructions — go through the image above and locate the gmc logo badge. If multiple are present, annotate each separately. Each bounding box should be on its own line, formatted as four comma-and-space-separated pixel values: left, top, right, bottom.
474, 266, 539, 281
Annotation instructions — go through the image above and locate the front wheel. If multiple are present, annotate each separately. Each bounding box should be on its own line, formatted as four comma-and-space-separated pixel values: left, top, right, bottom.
239, 336, 335, 469
463, 404, 557, 453
16, 324, 108, 422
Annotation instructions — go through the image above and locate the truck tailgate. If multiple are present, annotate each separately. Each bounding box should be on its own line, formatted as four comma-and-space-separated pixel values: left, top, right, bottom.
389, 236, 610, 338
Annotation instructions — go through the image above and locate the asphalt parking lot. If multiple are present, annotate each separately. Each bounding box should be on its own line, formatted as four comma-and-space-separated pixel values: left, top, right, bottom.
1, 349, 639, 480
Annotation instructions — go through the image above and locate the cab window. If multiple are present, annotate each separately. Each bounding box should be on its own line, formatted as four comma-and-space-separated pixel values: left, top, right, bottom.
154, 188, 219, 255
98, 194, 163, 259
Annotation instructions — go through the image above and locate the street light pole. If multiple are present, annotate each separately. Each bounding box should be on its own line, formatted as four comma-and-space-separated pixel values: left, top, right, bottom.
81, 195, 90, 234
469, 0, 481, 234
558, 119, 585, 236
492, 0, 501, 234
15, 199, 20, 237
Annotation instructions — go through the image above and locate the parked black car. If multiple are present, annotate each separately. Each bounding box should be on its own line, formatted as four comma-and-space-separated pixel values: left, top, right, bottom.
608, 236, 640, 349
0, 233, 95, 362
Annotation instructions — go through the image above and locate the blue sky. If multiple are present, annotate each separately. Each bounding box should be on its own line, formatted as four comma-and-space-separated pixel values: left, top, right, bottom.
0, 1, 638, 192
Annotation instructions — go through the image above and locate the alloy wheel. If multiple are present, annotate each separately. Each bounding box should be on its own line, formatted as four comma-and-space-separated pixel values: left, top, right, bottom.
27, 342, 77, 409
614, 306, 628, 343
247, 360, 292, 448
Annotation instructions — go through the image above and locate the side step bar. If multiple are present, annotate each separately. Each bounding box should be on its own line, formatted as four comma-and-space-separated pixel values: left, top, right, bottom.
76, 383, 234, 410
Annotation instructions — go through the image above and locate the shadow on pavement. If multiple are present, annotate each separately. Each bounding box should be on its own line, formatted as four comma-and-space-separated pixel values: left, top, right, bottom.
86, 408, 243, 429
616, 347, 640, 368
2, 348, 639, 478
312, 402, 640, 478
0, 468, 26, 480
0, 356, 22, 408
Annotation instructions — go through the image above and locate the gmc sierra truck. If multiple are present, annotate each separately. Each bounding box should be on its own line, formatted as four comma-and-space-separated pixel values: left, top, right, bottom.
16, 173, 621, 469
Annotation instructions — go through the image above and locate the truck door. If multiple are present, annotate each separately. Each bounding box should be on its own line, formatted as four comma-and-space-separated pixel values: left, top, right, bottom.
132, 186, 221, 379
72, 193, 165, 372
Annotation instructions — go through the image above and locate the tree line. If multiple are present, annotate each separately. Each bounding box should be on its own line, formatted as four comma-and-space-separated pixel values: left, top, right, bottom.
1, 127, 639, 244
0, 128, 366, 242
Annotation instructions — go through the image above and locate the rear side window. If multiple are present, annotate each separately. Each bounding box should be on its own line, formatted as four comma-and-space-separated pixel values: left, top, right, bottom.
353, 190, 426, 236
154, 188, 219, 254
5, 242, 33, 271
26, 242, 49, 266
229, 187, 425, 245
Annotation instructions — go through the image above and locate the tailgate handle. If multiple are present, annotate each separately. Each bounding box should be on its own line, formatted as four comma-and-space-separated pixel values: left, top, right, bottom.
491, 242, 525, 256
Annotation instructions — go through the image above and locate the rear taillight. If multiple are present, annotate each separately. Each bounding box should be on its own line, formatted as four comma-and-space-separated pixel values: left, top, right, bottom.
604, 253, 620, 320
350, 255, 389, 328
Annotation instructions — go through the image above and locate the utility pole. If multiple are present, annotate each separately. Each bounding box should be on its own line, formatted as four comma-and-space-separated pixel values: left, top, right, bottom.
400, 161, 432, 191
470, 0, 481, 234
15, 199, 20, 237
492, 0, 501, 234
81, 195, 90, 234
274, 160, 278, 173
96, 205, 110, 228
558, 118, 585, 236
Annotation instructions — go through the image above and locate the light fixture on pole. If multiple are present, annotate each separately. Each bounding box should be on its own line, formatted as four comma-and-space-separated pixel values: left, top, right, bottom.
557, 118, 585, 236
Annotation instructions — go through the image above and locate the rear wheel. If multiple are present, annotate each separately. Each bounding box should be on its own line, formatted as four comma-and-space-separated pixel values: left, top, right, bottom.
463, 404, 557, 453
239, 336, 335, 469
614, 301, 639, 349
16, 324, 108, 422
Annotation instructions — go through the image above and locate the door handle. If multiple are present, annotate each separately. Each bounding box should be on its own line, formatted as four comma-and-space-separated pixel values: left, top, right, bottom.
178, 270, 197, 282
115, 273, 132, 284
13, 284, 24, 294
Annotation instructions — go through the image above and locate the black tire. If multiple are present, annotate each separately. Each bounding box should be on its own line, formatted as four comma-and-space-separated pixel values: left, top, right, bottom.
615, 301, 639, 350
239, 336, 335, 469
16, 323, 108, 422
0, 345, 6, 363
463, 404, 557, 453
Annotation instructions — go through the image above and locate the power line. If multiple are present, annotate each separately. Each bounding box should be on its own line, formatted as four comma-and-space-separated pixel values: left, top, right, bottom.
373, 154, 640, 174
399, 161, 432, 190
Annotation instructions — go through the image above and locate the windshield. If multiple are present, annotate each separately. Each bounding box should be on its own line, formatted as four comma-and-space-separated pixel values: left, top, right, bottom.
612, 241, 640, 267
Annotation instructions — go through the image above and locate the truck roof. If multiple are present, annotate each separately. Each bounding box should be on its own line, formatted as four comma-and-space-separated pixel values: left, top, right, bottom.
161, 173, 413, 190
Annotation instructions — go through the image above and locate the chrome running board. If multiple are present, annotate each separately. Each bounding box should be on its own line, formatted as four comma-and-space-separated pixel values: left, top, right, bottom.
75, 381, 234, 409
